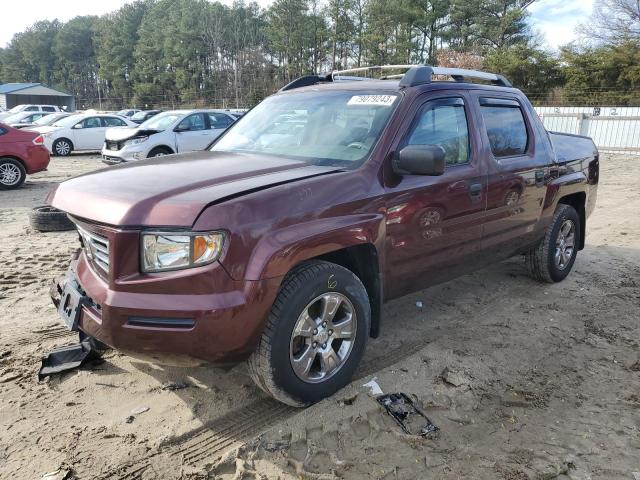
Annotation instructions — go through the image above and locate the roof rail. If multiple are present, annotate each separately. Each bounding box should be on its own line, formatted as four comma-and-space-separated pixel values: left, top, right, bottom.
279, 65, 512, 92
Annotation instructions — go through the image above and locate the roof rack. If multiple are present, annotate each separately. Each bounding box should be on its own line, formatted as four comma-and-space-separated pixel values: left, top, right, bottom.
279, 65, 512, 92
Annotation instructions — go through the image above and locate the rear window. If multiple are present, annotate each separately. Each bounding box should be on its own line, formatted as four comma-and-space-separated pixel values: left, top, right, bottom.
480, 99, 528, 157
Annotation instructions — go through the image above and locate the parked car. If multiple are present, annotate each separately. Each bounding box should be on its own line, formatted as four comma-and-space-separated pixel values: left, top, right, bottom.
101, 109, 236, 163
130, 110, 162, 125
0, 123, 49, 189
116, 109, 141, 118
26, 112, 76, 130
3, 111, 52, 128
34, 113, 136, 156
48, 66, 599, 406
0, 104, 63, 121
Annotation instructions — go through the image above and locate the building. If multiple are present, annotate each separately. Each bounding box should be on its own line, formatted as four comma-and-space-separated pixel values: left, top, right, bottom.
0, 83, 75, 111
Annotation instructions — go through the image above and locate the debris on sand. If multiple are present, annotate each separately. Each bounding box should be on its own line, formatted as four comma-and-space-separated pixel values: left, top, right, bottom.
338, 392, 358, 406
38, 340, 100, 381
161, 380, 189, 391
440, 367, 472, 387
377, 393, 439, 436
40, 467, 72, 480
362, 378, 384, 397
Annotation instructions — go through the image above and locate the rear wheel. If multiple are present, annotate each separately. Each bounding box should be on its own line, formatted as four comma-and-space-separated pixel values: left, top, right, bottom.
248, 261, 370, 406
53, 138, 73, 156
0, 158, 26, 190
526, 204, 580, 283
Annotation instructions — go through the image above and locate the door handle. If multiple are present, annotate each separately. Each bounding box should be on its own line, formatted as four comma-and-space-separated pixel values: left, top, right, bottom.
469, 183, 482, 197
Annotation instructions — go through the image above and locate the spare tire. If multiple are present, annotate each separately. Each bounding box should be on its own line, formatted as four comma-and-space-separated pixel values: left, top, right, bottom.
29, 206, 75, 232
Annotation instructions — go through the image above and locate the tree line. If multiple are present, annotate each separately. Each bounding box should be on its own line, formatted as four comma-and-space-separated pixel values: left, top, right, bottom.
0, 0, 638, 109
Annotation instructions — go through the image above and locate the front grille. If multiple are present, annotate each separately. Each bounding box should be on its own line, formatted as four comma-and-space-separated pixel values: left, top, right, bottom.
105, 141, 122, 151
77, 225, 110, 274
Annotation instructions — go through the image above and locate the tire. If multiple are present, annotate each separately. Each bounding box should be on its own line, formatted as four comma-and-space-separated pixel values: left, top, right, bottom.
53, 138, 73, 156
248, 260, 371, 407
0, 158, 26, 190
29, 206, 75, 232
526, 204, 580, 283
147, 146, 172, 158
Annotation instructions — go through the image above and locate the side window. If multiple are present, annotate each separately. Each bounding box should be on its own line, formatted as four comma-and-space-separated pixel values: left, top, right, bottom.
83, 117, 102, 129
42, 106, 56, 112
479, 99, 528, 157
406, 98, 470, 166
208, 113, 233, 129
0, 127, 6, 136
25, 106, 39, 111
103, 117, 126, 127
178, 113, 206, 131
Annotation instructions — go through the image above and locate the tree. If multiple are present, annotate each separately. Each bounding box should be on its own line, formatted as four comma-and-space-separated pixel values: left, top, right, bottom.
578, 0, 640, 45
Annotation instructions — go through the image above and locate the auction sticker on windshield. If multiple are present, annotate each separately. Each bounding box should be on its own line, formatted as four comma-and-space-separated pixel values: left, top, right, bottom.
347, 95, 396, 106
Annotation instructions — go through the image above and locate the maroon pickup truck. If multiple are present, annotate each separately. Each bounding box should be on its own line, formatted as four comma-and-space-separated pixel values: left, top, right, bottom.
48, 66, 599, 406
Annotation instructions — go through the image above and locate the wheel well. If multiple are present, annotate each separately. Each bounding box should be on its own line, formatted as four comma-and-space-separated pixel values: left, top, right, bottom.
0, 156, 26, 169
148, 145, 174, 156
313, 244, 382, 338
558, 192, 586, 250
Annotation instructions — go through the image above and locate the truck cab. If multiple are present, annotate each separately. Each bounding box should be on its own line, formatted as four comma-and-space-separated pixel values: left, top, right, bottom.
48, 66, 599, 406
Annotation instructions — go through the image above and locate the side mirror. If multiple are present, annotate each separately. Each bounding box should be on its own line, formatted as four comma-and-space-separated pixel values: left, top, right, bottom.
73, 123, 83, 129
393, 145, 446, 176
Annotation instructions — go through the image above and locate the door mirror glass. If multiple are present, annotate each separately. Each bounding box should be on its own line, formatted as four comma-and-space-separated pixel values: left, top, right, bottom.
73, 123, 83, 129
394, 145, 446, 176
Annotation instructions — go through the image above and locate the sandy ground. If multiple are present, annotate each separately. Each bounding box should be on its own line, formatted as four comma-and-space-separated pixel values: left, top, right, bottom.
0, 154, 638, 480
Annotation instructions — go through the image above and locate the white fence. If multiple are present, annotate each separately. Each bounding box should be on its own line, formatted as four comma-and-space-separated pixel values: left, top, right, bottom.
535, 106, 640, 154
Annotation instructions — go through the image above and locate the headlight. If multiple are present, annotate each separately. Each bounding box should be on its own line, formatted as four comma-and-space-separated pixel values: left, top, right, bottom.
124, 136, 148, 147
141, 232, 224, 272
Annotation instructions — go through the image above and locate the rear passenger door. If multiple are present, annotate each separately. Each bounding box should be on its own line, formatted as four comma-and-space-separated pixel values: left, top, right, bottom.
384, 93, 488, 298
473, 94, 552, 259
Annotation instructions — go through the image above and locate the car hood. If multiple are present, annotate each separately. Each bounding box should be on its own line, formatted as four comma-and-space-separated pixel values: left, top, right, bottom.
48, 151, 342, 227
105, 126, 160, 141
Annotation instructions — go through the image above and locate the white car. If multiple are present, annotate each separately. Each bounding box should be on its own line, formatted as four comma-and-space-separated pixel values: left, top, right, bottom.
2, 111, 52, 128
101, 109, 237, 163
34, 113, 135, 156
0, 104, 62, 121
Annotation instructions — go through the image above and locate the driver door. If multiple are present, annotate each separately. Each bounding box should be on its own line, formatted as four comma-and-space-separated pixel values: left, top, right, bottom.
175, 113, 211, 152
384, 94, 488, 298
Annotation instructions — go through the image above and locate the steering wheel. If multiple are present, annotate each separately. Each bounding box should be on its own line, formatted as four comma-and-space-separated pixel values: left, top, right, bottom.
347, 142, 366, 150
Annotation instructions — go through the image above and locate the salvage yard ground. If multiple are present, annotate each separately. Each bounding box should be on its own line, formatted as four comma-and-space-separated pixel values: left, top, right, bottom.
1, 154, 639, 479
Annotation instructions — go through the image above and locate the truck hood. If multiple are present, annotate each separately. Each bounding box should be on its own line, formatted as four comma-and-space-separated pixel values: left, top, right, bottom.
48, 151, 342, 227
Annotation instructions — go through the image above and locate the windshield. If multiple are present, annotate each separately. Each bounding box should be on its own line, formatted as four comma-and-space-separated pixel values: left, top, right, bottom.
4, 113, 28, 123
211, 91, 399, 167
139, 112, 182, 130
131, 111, 148, 120
53, 115, 84, 128
8, 106, 25, 113
35, 113, 63, 126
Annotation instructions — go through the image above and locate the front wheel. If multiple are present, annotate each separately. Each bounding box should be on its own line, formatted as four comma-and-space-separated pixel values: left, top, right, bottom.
248, 261, 370, 406
526, 204, 580, 283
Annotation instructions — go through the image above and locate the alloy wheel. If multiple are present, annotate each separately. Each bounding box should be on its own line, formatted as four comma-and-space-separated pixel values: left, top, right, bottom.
0, 163, 21, 186
555, 219, 575, 270
289, 292, 357, 383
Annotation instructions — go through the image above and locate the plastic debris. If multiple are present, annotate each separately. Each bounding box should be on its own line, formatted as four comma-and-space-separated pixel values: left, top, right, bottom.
416, 301, 424, 309
377, 393, 439, 436
38, 338, 100, 381
362, 378, 384, 396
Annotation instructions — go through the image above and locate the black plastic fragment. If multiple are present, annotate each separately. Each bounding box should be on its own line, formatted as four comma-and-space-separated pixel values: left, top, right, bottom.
377, 393, 439, 436
38, 339, 100, 381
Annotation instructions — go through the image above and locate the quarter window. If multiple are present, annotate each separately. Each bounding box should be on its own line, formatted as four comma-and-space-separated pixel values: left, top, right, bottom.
406, 99, 470, 166
480, 99, 528, 157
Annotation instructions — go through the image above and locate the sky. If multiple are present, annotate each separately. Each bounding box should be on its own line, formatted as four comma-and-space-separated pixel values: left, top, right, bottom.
0, 0, 593, 51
